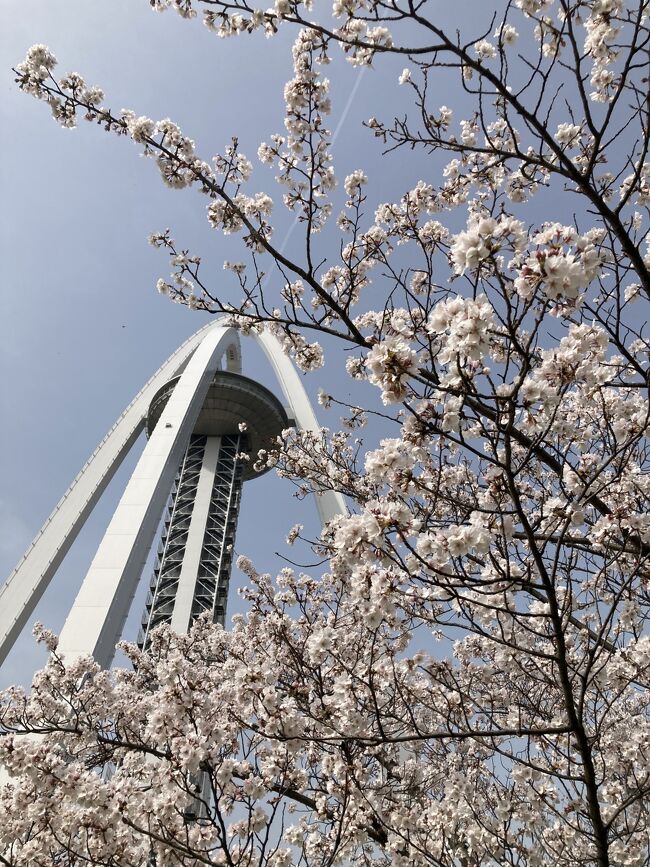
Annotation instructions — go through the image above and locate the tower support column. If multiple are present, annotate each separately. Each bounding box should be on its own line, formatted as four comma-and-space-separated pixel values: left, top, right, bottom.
170, 436, 222, 634
138, 432, 244, 651
53, 325, 239, 668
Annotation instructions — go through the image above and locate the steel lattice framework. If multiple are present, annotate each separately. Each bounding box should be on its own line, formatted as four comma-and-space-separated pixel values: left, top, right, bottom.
138, 433, 244, 651
139, 435, 208, 649
194, 433, 242, 625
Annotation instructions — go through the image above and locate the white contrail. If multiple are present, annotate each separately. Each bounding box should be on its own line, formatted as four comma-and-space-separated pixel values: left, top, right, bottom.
269, 68, 367, 268
331, 67, 366, 146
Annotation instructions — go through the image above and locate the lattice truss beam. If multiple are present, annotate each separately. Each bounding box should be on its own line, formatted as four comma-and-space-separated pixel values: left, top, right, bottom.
138, 434, 244, 650
194, 434, 243, 625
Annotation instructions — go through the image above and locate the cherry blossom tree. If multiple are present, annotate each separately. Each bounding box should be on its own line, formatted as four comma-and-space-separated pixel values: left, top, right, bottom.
2, 1, 650, 864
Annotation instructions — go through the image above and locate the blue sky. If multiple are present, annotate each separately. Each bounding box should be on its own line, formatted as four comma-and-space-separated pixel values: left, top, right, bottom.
0, 0, 509, 691
0, 0, 434, 686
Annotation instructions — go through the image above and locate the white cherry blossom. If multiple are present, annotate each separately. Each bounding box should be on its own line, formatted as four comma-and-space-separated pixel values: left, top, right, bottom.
7, 3, 650, 864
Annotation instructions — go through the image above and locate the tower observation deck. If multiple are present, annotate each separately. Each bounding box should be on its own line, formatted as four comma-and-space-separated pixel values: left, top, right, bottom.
138, 371, 289, 650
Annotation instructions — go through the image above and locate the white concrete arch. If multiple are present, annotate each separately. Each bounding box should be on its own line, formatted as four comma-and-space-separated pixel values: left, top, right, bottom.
0, 321, 239, 667
254, 330, 345, 526
0, 320, 345, 669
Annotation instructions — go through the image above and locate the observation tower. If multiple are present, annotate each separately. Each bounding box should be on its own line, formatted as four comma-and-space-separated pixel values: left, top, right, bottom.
0, 321, 345, 671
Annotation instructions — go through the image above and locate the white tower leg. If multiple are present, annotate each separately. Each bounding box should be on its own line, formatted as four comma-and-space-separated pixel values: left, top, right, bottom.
0, 321, 240, 667
56, 325, 240, 667
255, 329, 347, 524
